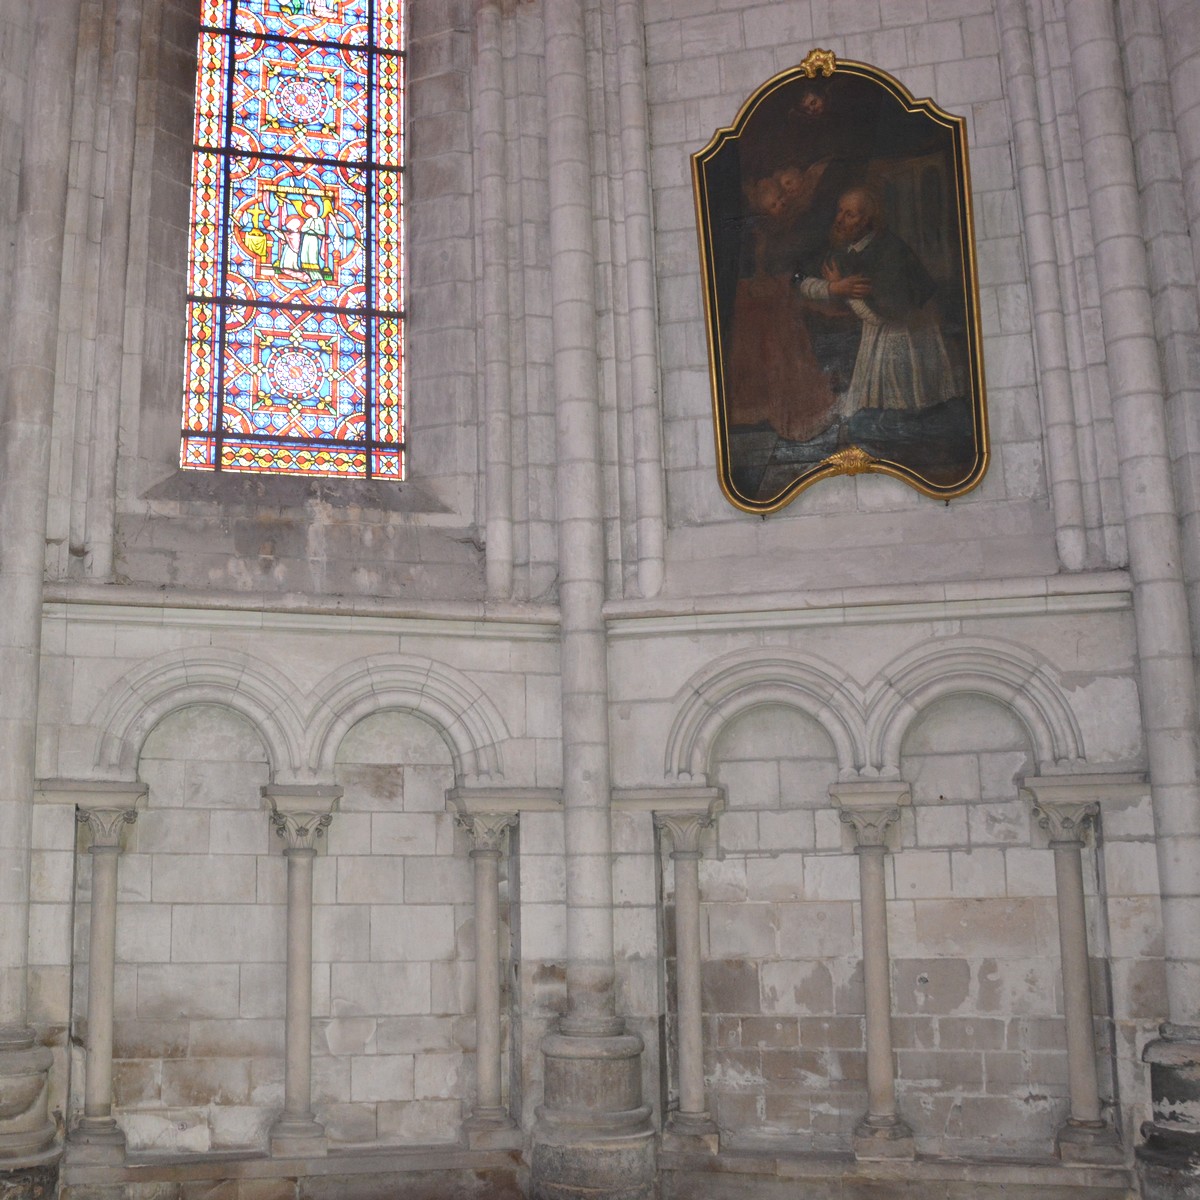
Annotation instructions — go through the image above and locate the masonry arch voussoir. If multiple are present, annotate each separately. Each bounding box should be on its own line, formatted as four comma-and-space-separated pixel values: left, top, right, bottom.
90, 648, 306, 778
665, 651, 868, 781
866, 639, 1085, 774
307, 654, 509, 783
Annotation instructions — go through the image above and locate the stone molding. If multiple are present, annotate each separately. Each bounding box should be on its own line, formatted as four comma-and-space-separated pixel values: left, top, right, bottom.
664, 639, 1086, 784
89, 647, 514, 787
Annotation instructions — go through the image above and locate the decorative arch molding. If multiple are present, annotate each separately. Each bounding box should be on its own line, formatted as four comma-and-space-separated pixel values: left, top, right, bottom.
90, 648, 306, 777
307, 655, 509, 784
665, 650, 868, 781
866, 638, 1085, 774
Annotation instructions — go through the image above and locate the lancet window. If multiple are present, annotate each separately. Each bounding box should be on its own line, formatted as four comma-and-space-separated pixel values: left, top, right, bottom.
182, 0, 405, 479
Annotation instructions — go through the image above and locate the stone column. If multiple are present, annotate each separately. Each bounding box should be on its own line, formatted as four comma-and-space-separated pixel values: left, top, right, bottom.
456, 808, 519, 1148
1024, 778, 1123, 1163
830, 782, 914, 1160
264, 786, 340, 1158
533, 0, 653, 1196
474, 0, 514, 600
0, 0, 84, 1177
1063, 3, 1200, 1190
654, 800, 721, 1152
69, 791, 143, 1164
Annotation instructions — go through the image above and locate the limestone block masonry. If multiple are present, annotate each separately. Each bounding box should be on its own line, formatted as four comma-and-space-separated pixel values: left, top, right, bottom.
1, 0, 1200, 1198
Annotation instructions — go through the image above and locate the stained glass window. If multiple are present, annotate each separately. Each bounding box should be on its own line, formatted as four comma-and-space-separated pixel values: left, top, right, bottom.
182, 0, 404, 479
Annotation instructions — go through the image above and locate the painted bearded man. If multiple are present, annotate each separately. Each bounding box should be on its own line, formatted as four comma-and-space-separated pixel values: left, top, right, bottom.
799, 186, 955, 419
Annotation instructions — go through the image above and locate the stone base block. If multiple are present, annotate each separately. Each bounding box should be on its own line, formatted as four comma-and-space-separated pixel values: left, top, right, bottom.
1056, 1119, 1122, 1164
662, 1113, 719, 1155
1139, 1028, 1200, 1198
531, 1134, 656, 1200
464, 1112, 522, 1151
0, 1040, 55, 1161
853, 1116, 915, 1160
0, 1161, 59, 1200
268, 1115, 327, 1158
65, 1116, 124, 1166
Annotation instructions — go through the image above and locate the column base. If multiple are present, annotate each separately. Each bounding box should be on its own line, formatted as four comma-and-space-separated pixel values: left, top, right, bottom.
532, 1027, 655, 1200
661, 1111, 718, 1154
0, 1036, 55, 1162
268, 1114, 327, 1158
0, 1159, 59, 1200
65, 1116, 125, 1165
1056, 1118, 1122, 1164
1137, 1026, 1200, 1199
463, 1109, 521, 1150
853, 1115, 915, 1160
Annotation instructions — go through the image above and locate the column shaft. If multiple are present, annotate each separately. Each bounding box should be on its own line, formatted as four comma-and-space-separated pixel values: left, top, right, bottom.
544, 0, 618, 1033
71, 795, 140, 1162
858, 846, 896, 1123
83, 848, 120, 1122
1052, 842, 1103, 1125
0, 0, 83, 1046
475, 0, 514, 600
831, 785, 912, 1159
264, 787, 336, 1158
473, 846, 503, 1115
282, 847, 315, 1125
672, 850, 705, 1118
1065, 0, 1200, 1030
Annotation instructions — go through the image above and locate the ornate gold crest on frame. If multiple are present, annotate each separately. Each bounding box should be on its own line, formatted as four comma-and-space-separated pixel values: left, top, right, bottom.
692, 50, 988, 513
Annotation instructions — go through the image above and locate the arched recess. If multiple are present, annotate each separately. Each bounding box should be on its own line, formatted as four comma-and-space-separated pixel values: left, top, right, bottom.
866, 639, 1085, 775
664, 650, 868, 781
90, 648, 305, 777
307, 655, 509, 783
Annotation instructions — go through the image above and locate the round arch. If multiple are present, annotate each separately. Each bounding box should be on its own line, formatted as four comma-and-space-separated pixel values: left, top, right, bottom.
90, 648, 305, 777
866, 639, 1085, 774
307, 655, 509, 783
664, 650, 867, 780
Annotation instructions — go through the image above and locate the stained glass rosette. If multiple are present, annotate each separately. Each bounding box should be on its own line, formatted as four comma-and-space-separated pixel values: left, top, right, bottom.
183, 0, 404, 480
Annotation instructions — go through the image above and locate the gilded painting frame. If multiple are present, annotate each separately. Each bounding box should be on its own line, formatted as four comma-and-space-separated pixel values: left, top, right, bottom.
692, 50, 988, 513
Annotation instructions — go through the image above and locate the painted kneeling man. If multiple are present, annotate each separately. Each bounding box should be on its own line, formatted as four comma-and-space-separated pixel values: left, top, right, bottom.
798, 186, 955, 419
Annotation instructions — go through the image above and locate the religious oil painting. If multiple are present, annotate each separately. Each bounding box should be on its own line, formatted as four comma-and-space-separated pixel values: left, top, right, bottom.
692, 50, 988, 512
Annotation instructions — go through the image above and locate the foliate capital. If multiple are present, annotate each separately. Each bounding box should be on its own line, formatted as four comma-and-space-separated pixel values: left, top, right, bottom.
654, 810, 716, 856
263, 786, 341, 852
836, 805, 902, 848
458, 811, 516, 853
76, 806, 138, 850
1032, 799, 1098, 845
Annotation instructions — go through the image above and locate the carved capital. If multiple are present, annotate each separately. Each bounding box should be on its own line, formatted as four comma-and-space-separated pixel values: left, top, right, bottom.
1031, 799, 1098, 846
654, 810, 716, 856
837, 805, 903, 848
829, 781, 910, 849
263, 786, 341, 852
76, 806, 138, 850
458, 811, 515, 853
